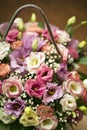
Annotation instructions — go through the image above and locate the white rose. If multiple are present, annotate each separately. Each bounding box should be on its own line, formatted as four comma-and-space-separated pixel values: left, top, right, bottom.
0, 42, 10, 60
83, 79, 87, 89
63, 79, 84, 97
0, 109, 15, 124
35, 116, 58, 130
25, 52, 45, 73
56, 30, 70, 43
60, 94, 77, 112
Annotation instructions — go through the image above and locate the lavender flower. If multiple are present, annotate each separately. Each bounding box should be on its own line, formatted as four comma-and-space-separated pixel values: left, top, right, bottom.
4, 98, 25, 118
0, 22, 16, 35
0, 80, 2, 94
57, 63, 69, 80
67, 38, 79, 49
9, 47, 30, 73
42, 83, 63, 105
22, 33, 46, 51
68, 109, 83, 124
0, 22, 9, 35
42, 24, 58, 40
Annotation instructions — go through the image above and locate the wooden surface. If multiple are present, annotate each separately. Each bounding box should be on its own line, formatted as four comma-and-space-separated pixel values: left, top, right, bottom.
0, 0, 87, 130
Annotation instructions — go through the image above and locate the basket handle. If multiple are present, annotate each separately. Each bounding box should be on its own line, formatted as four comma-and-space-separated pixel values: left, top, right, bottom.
1, 4, 62, 57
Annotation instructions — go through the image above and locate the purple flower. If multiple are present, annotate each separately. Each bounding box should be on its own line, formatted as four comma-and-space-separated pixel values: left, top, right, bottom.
22, 32, 46, 51
68, 109, 83, 123
42, 83, 63, 105
0, 22, 16, 36
4, 98, 25, 118
36, 65, 53, 83
0, 80, 2, 94
42, 24, 58, 40
67, 38, 79, 49
9, 47, 30, 73
6, 29, 19, 43
57, 63, 69, 80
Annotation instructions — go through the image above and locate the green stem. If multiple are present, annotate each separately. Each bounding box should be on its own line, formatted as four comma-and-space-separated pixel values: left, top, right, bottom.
73, 21, 87, 30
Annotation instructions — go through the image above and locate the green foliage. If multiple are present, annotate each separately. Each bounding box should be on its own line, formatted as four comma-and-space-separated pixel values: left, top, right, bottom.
38, 22, 45, 29
10, 120, 22, 130
78, 71, 87, 80
65, 16, 87, 37
78, 56, 87, 65
22, 126, 34, 130
0, 121, 34, 130
0, 121, 10, 130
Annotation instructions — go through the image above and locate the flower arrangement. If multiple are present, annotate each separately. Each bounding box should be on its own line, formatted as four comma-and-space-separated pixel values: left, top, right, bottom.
0, 5, 87, 130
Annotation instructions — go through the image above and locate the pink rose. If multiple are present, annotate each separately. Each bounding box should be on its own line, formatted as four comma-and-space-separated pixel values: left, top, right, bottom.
25, 22, 43, 33
36, 65, 53, 83
37, 105, 54, 118
41, 43, 54, 55
6, 29, 19, 43
81, 90, 87, 103
0, 80, 2, 94
2, 78, 23, 98
25, 79, 46, 98
68, 71, 80, 80
0, 63, 11, 78
63, 79, 84, 97
68, 47, 79, 60
11, 40, 23, 50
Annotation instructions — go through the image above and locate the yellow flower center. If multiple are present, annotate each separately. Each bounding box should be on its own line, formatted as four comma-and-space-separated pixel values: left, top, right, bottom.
71, 83, 77, 91
68, 100, 72, 104
14, 103, 21, 109
47, 89, 55, 96
10, 86, 17, 92
31, 58, 38, 66
43, 119, 51, 125
33, 86, 38, 91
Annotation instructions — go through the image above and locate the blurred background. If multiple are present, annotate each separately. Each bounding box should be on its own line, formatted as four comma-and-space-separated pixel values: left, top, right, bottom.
0, 0, 87, 130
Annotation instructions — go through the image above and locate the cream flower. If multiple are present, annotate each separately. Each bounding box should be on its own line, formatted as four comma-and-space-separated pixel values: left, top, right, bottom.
63, 79, 84, 97
25, 52, 45, 73
2, 78, 23, 98
0, 109, 15, 124
83, 79, 87, 89
60, 94, 77, 112
19, 107, 39, 127
56, 30, 70, 43
0, 42, 10, 60
35, 116, 58, 130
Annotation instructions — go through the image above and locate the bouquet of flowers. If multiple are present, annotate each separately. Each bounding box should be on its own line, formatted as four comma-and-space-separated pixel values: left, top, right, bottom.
0, 4, 87, 130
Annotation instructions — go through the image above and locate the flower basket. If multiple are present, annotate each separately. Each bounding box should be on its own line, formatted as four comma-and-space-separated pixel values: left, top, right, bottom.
0, 4, 87, 130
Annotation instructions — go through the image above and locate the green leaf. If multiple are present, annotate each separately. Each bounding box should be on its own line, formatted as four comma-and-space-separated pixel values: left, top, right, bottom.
10, 120, 22, 130
0, 121, 10, 130
38, 22, 45, 29
78, 71, 87, 80
22, 126, 34, 130
65, 26, 74, 37
78, 56, 87, 65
